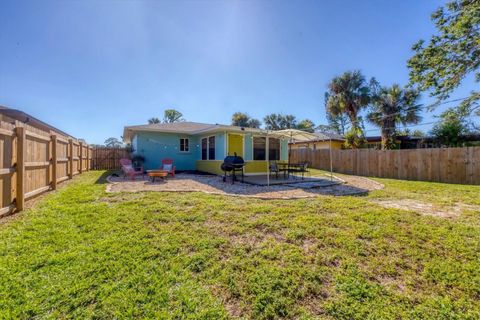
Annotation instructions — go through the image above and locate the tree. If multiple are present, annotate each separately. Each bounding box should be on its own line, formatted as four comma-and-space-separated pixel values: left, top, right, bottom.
408, 0, 480, 117
247, 118, 262, 129
231, 112, 261, 128
148, 117, 160, 124
163, 109, 184, 123
397, 129, 426, 137
104, 137, 122, 147
281, 115, 297, 129
296, 119, 315, 132
325, 70, 372, 147
263, 114, 298, 130
367, 84, 422, 149
431, 107, 473, 146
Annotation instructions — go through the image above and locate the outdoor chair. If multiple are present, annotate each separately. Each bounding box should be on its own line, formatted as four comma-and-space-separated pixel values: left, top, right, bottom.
290, 162, 310, 180
269, 161, 280, 179
120, 158, 144, 180
160, 158, 176, 177
269, 161, 288, 179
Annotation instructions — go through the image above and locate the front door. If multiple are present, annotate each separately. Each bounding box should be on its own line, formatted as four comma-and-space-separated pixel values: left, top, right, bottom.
228, 134, 243, 157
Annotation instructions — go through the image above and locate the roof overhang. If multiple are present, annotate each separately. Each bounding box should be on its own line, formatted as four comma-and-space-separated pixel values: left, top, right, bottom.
123, 124, 267, 143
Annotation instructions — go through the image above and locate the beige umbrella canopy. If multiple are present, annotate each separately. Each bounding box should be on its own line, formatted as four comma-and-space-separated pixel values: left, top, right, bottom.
268, 129, 319, 142
262, 129, 328, 186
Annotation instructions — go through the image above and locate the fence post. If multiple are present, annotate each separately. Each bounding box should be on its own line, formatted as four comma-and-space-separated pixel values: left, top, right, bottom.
86, 146, 90, 171
51, 135, 57, 190
15, 126, 25, 211
79, 141, 83, 174
69, 139, 73, 179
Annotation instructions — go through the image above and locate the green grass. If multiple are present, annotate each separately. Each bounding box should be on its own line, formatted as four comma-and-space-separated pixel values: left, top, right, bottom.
1, 171, 479, 319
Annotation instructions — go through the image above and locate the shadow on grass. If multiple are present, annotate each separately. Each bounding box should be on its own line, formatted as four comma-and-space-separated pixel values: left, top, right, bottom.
94, 170, 118, 184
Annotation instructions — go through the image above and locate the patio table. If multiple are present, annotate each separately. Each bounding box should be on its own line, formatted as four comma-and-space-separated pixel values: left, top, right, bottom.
147, 170, 169, 182
278, 162, 308, 179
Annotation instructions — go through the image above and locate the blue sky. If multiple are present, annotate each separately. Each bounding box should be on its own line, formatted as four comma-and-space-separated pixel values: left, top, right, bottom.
0, 0, 476, 144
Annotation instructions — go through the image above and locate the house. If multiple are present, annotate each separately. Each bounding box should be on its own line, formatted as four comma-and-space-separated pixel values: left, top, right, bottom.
289, 132, 345, 150
122, 122, 289, 175
0, 106, 74, 139
363, 136, 422, 149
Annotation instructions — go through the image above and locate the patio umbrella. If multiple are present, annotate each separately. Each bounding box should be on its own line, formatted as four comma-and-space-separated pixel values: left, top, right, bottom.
264, 129, 318, 186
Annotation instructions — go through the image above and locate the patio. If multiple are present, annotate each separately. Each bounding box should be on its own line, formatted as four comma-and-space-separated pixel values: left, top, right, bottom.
242, 173, 338, 187
106, 172, 383, 199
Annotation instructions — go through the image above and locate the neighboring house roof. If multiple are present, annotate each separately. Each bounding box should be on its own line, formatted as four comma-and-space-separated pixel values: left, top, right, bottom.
365, 136, 423, 143
123, 121, 265, 143
290, 131, 345, 144
0, 105, 73, 138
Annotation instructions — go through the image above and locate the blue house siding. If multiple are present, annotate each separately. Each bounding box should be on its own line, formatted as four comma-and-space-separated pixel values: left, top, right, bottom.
134, 132, 198, 170
244, 133, 253, 160
131, 130, 289, 172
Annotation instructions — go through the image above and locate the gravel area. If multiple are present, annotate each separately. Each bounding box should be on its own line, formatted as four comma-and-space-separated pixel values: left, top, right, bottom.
107, 173, 383, 199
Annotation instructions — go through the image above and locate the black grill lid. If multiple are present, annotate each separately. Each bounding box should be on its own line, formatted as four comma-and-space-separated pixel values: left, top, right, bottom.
222, 152, 244, 165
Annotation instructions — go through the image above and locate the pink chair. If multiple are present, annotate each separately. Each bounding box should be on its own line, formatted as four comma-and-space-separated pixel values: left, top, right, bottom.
161, 158, 176, 177
120, 158, 144, 180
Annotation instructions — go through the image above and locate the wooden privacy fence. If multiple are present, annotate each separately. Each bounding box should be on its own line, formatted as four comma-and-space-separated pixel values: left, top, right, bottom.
291, 147, 480, 185
0, 120, 92, 217
91, 146, 131, 170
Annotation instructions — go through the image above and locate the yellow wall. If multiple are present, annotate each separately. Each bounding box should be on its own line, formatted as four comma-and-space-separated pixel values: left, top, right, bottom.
196, 160, 224, 175
228, 134, 243, 157
290, 141, 343, 150
244, 161, 268, 174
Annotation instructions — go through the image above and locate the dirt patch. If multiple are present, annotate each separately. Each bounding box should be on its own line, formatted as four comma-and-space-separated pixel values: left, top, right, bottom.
371, 199, 480, 218
106, 173, 383, 199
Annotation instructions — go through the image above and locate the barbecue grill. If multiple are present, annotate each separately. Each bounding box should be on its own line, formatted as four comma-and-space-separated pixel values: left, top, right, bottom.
221, 153, 245, 184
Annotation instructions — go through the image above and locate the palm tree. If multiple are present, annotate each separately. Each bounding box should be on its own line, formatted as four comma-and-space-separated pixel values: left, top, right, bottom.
296, 119, 315, 132
163, 109, 184, 123
325, 71, 371, 147
231, 112, 262, 128
148, 117, 160, 124
263, 113, 297, 130
368, 84, 422, 149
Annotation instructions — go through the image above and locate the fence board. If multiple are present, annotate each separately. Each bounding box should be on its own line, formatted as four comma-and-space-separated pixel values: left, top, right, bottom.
291, 147, 480, 185
0, 118, 91, 217
91, 147, 130, 170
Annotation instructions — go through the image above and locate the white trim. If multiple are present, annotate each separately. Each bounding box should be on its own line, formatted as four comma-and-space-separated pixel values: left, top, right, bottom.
242, 135, 245, 158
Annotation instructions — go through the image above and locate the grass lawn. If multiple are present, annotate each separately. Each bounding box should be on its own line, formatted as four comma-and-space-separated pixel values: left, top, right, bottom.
1, 171, 479, 319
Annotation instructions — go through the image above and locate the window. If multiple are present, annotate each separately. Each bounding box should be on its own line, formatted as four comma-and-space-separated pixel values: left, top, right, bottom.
253, 137, 280, 160
269, 138, 280, 160
253, 137, 266, 160
201, 138, 207, 160
180, 138, 189, 152
201, 136, 216, 160
208, 136, 215, 160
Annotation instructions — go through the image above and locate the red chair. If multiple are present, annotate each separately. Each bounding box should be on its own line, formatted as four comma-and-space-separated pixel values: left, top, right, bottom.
161, 158, 176, 177
120, 158, 144, 180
